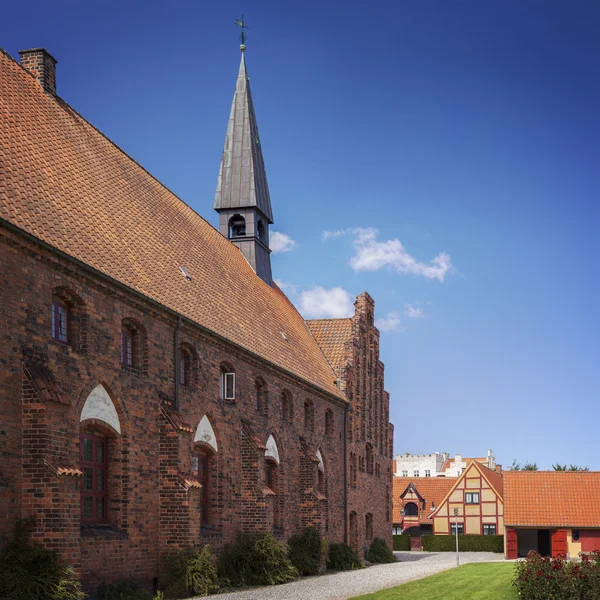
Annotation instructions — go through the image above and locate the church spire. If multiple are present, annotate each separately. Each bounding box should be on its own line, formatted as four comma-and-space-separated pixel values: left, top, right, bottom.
214, 37, 274, 286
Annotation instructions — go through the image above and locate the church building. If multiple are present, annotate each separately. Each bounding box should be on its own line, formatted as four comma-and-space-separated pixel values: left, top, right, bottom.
0, 43, 393, 592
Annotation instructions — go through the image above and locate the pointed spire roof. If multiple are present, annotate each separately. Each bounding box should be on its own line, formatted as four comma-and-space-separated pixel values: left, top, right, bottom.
214, 51, 273, 223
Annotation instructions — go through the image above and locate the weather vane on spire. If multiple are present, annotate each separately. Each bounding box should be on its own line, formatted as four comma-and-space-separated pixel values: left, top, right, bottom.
234, 15, 249, 51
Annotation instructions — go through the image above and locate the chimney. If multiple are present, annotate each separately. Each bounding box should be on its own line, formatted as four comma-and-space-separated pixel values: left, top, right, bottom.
18, 48, 57, 94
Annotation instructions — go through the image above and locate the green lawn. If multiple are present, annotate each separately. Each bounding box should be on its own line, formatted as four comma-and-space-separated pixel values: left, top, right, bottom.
351, 563, 517, 600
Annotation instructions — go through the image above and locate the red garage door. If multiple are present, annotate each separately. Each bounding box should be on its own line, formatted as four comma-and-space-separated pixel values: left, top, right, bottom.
552, 530, 567, 557
506, 528, 518, 559
581, 530, 600, 552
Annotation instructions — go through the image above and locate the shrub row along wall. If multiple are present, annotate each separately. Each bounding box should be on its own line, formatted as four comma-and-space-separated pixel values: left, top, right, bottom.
422, 535, 504, 553
392, 534, 410, 551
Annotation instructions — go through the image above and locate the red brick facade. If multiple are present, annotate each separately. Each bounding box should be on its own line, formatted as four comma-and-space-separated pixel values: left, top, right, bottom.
0, 44, 394, 595
0, 226, 392, 592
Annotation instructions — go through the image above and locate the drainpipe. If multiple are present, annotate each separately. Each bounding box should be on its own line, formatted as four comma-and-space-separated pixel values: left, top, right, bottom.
343, 401, 349, 545
174, 317, 182, 410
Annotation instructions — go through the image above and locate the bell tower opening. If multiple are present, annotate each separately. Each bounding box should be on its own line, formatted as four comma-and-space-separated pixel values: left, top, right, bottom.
229, 214, 246, 238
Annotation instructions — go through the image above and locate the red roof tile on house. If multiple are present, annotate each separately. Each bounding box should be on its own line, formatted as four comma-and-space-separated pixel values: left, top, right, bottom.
504, 471, 600, 528
0, 48, 343, 400
393, 476, 457, 524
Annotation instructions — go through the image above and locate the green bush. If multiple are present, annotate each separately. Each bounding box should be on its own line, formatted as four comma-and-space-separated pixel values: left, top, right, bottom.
217, 532, 298, 587
327, 543, 363, 571
392, 534, 410, 551
0, 517, 85, 600
162, 546, 219, 598
367, 537, 396, 563
99, 581, 154, 600
287, 527, 323, 576
421, 534, 504, 553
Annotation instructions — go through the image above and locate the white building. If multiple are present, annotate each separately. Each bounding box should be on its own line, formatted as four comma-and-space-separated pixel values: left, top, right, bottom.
395, 449, 497, 478
394, 452, 449, 478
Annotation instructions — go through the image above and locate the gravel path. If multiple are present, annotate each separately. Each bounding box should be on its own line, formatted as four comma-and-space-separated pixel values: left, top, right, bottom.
193, 552, 506, 600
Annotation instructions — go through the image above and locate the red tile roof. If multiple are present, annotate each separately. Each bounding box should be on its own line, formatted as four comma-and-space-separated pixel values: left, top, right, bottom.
0, 49, 343, 400
306, 319, 353, 372
504, 471, 600, 528
393, 476, 457, 524
480, 463, 504, 498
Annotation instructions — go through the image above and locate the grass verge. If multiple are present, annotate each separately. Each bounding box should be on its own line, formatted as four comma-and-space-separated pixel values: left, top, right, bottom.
350, 562, 517, 600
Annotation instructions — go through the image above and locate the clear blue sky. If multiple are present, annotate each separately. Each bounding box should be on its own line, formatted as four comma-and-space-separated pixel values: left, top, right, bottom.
3, 1, 599, 469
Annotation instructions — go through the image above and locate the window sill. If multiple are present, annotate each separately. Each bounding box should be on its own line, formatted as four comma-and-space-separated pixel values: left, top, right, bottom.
81, 524, 127, 539
200, 524, 221, 537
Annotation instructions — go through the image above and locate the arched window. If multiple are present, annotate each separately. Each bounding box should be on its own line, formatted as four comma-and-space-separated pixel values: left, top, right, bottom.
79, 384, 122, 524
52, 296, 69, 344
304, 399, 314, 432
51, 287, 86, 350
350, 453, 357, 488
404, 502, 418, 517
257, 220, 266, 243
121, 318, 146, 371
349, 511, 358, 549
265, 434, 282, 530
228, 214, 246, 238
255, 377, 268, 416
325, 409, 334, 436
178, 343, 197, 388
194, 415, 219, 527
281, 390, 293, 424
179, 347, 190, 386
366, 443, 374, 475
365, 513, 374, 540
219, 363, 235, 400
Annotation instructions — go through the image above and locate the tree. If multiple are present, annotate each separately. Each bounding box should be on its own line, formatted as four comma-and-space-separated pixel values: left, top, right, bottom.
553, 464, 589, 471
509, 460, 537, 471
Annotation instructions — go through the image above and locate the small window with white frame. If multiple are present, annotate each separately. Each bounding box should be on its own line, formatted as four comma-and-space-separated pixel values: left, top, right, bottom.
402, 470, 408, 477
425, 470, 431, 477
413, 470, 419, 477
219, 365, 235, 400
482, 524, 496, 535
465, 492, 480, 505
450, 523, 464, 535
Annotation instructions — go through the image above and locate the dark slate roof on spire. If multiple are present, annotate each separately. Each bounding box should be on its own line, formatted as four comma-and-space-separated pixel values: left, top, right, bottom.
214, 52, 273, 223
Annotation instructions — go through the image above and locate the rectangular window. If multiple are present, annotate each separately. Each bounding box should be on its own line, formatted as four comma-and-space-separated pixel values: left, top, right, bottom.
413, 470, 419, 477
221, 372, 235, 400
121, 328, 134, 367
52, 299, 68, 343
80, 433, 108, 523
450, 523, 464, 535
465, 492, 480, 505
425, 470, 431, 477
402, 470, 408, 477
483, 524, 496, 535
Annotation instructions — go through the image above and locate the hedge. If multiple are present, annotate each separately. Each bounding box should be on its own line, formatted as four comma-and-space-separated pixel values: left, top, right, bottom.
421, 534, 503, 553
392, 534, 410, 551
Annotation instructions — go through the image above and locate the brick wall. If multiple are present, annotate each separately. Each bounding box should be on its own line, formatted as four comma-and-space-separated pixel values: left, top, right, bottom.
341, 293, 394, 554
0, 226, 359, 593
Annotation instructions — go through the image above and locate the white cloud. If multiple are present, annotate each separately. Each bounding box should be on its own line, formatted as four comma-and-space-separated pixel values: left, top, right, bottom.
322, 230, 346, 242
322, 227, 453, 282
270, 231, 297, 254
298, 286, 355, 319
375, 311, 406, 333
404, 304, 424, 319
